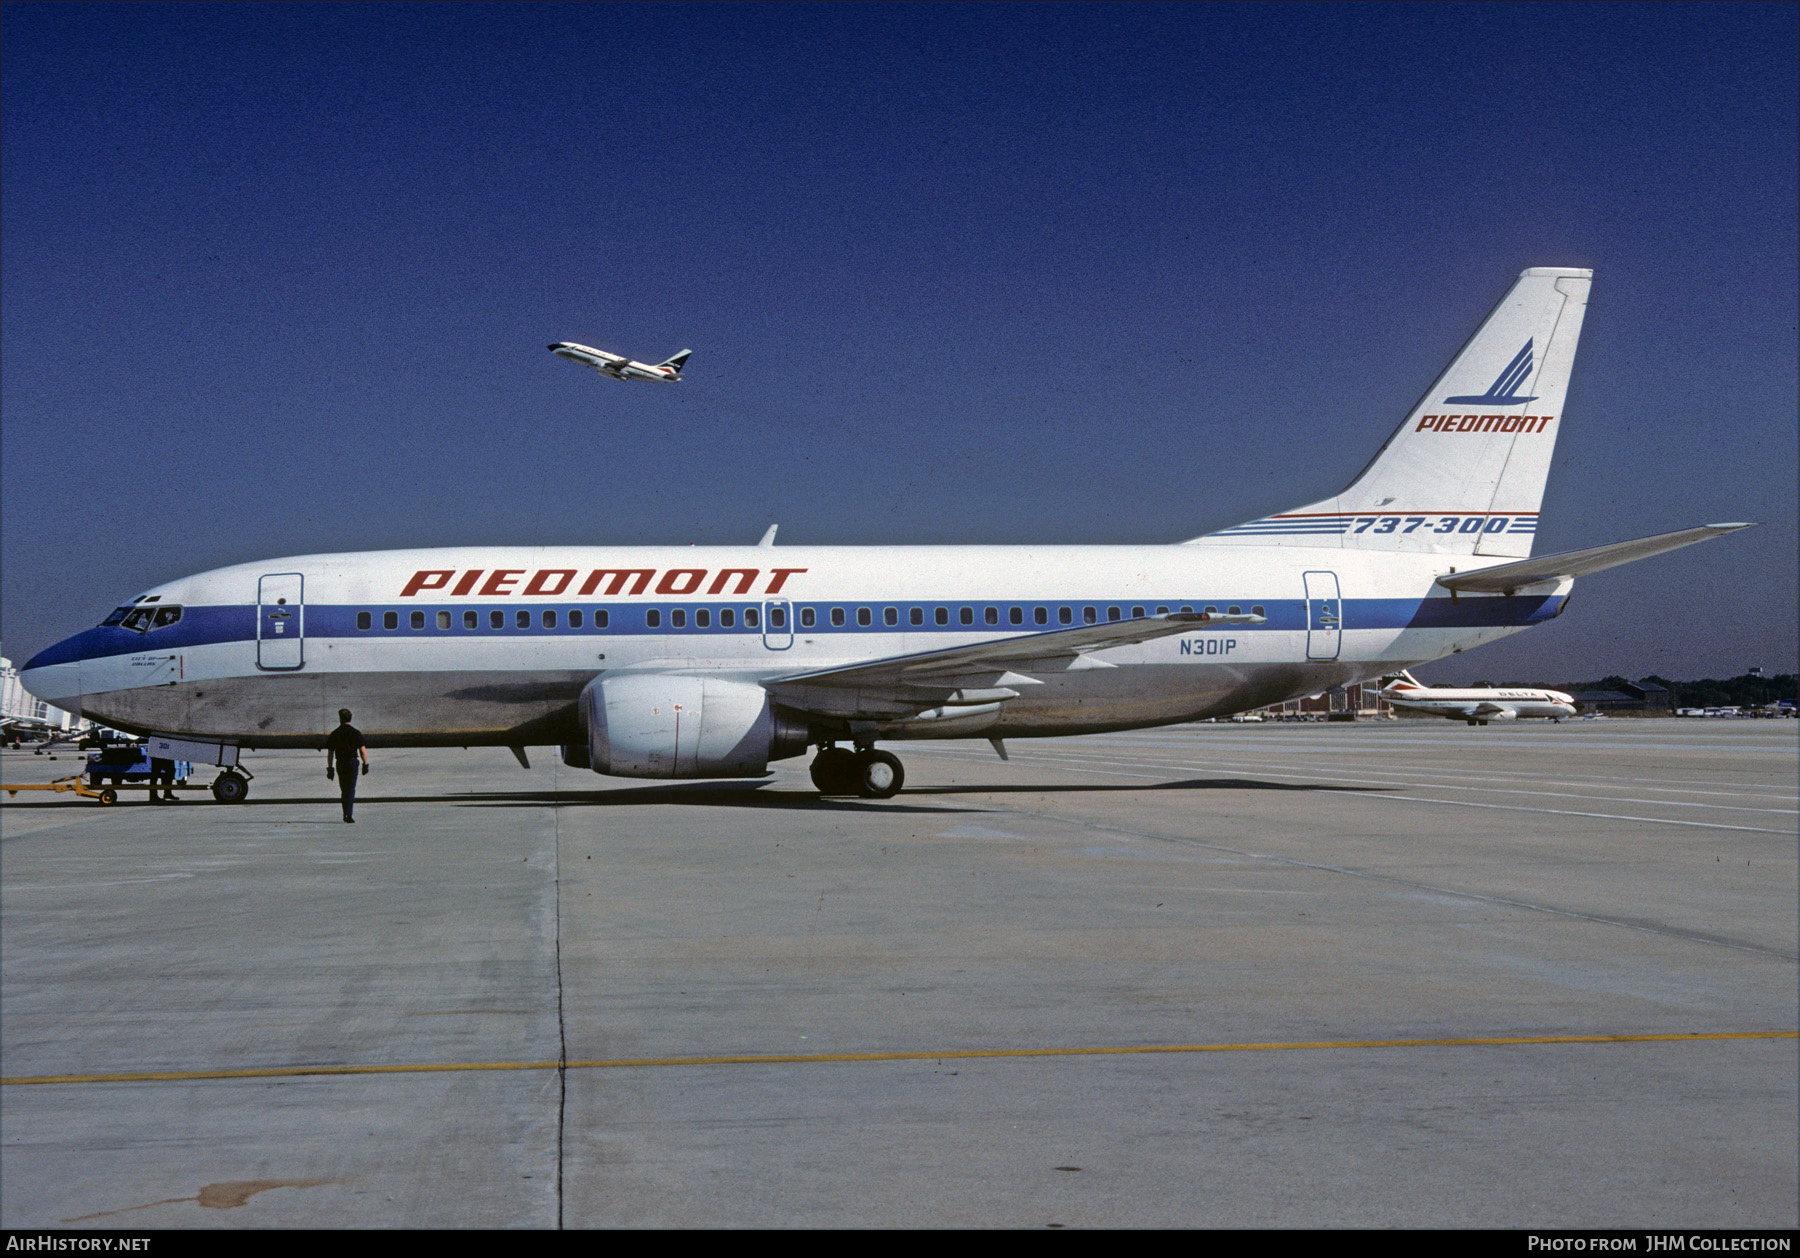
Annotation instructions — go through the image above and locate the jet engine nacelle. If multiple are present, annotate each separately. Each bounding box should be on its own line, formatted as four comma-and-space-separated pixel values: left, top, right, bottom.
578, 674, 808, 778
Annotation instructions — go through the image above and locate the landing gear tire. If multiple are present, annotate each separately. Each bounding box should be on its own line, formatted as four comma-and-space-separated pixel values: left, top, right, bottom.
98, 789, 117, 806
810, 748, 858, 796
853, 749, 904, 799
211, 773, 249, 804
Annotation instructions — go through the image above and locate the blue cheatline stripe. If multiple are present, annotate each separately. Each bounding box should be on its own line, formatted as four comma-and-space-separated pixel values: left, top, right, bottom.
1220, 525, 1351, 533
26, 594, 1568, 667
1222, 515, 1539, 536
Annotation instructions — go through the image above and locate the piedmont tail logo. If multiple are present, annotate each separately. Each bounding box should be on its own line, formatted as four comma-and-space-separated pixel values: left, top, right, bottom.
1445, 340, 1540, 406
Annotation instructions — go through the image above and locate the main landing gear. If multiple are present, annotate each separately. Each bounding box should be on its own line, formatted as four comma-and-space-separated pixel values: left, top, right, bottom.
810, 745, 905, 799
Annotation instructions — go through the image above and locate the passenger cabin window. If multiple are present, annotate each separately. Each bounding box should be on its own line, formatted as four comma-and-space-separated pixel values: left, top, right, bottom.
1227, 605, 1240, 615
695, 609, 709, 628
596, 610, 609, 628
646, 609, 661, 628
1058, 607, 1072, 625
1083, 607, 1096, 624
768, 607, 784, 628
437, 611, 451, 630
719, 608, 733, 628
1108, 607, 1120, 621
1132, 606, 1145, 619
516, 610, 530, 629
1009, 607, 1023, 625
800, 607, 815, 628
357, 612, 372, 631
831, 608, 845, 627
384, 611, 399, 630
745, 607, 759, 628
543, 610, 557, 629
936, 607, 949, 625
1251, 605, 1264, 617
490, 610, 504, 629
884, 607, 898, 627
411, 611, 426, 630
1034, 607, 1047, 625
1155, 606, 1168, 615
672, 609, 686, 628
570, 610, 584, 628
1180, 605, 1192, 613
1204, 605, 1218, 614
984, 607, 998, 625
464, 610, 477, 629
857, 608, 871, 627
960, 607, 973, 625
909, 607, 923, 626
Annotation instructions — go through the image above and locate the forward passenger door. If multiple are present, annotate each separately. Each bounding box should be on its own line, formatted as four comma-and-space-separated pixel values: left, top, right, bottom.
256, 572, 305, 671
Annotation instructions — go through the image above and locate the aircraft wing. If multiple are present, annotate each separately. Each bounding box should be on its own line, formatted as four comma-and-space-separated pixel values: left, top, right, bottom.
766, 613, 1208, 718
1437, 523, 1752, 595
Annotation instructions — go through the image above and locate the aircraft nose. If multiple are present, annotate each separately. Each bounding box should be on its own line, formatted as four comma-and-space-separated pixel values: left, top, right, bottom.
19, 637, 85, 708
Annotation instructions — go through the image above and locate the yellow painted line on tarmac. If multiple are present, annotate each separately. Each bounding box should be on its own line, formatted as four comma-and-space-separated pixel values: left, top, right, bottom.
3, 1030, 1793, 1087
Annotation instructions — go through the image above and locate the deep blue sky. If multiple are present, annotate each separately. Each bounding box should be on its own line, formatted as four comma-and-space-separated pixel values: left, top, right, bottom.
4, 2, 1795, 682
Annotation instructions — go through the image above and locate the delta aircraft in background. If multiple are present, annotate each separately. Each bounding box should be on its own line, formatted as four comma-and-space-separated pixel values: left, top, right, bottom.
21, 268, 1751, 801
1376, 670, 1577, 725
549, 341, 691, 382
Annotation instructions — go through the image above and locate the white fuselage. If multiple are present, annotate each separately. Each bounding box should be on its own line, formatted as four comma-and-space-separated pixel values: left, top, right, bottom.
1381, 684, 1577, 721
20, 543, 1568, 750
549, 343, 678, 381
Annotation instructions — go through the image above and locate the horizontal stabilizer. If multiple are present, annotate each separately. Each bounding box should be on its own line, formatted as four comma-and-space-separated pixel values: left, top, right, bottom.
1435, 523, 1752, 595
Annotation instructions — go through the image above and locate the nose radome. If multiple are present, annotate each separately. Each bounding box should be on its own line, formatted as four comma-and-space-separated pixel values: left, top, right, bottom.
20, 632, 94, 708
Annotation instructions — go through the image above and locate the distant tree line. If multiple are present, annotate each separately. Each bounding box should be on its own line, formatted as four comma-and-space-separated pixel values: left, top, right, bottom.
1560, 673, 1798, 709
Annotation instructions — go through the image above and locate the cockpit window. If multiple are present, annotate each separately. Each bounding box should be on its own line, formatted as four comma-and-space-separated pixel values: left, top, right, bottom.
101, 606, 132, 626
119, 605, 182, 633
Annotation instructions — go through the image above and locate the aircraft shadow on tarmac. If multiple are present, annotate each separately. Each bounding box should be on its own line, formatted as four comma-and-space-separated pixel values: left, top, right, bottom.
0, 776, 1386, 812
902, 778, 1387, 796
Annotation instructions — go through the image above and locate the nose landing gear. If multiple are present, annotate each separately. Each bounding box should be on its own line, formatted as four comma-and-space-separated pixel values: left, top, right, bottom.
810, 745, 905, 799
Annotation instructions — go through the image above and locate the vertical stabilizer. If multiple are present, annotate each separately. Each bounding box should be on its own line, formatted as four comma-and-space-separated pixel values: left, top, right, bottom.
1190, 268, 1591, 556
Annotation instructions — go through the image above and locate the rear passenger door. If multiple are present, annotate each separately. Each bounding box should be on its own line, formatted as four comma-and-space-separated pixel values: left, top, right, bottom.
1303, 571, 1341, 661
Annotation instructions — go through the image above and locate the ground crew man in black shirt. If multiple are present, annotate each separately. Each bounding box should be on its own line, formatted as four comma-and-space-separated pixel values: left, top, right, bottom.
148, 755, 179, 803
325, 709, 369, 823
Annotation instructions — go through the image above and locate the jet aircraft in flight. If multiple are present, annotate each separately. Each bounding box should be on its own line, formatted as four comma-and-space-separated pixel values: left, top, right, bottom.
549, 342, 690, 382
1376, 670, 1577, 724
22, 269, 1750, 800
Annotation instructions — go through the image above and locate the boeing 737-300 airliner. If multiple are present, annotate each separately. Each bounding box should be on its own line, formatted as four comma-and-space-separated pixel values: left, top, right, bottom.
20, 269, 1750, 800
